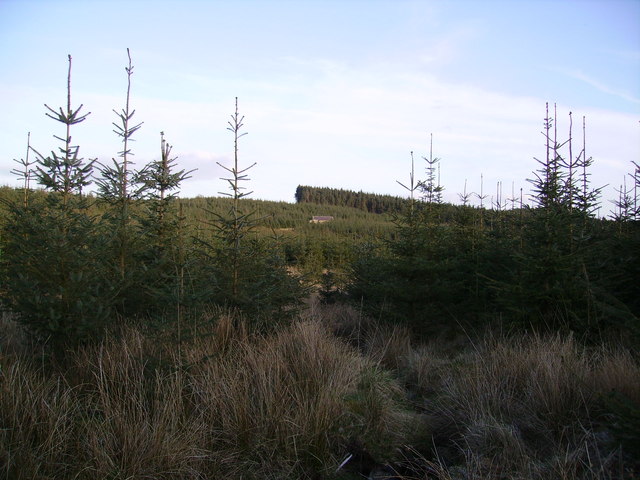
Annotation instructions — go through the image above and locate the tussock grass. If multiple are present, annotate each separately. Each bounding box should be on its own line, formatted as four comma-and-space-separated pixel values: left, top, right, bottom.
1, 308, 638, 479
400, 332, 640, 479
0, 312, 409, 479
0, 357, 81, 479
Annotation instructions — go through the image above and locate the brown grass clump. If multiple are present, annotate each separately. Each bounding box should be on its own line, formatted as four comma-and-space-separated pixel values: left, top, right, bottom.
0, 312, 411, 479
401, 332, 640, 479
79, 328, 205, 478
362, 323, 413, 372
191, 320, 364, 467
0, 357, 81, 479
591, 348, 640, 404
189, 318, 412, 474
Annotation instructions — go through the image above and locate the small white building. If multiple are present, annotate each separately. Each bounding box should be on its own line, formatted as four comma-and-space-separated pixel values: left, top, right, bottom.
310, 216, 334, 224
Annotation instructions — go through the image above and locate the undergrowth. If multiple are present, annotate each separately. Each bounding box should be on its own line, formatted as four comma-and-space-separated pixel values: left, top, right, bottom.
1, 306, 638, 479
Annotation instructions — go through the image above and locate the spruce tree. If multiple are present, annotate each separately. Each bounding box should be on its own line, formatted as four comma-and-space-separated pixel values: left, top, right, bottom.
95, 48, 146, 316
349, 142, 475, 336
136, 132, 194, 323
10, 132, 34, 207
599, 161, 640, 333
420, 133, 444, 208
196, 98, 305, 327
1, 55, 111, 349
498, 104, 602, 334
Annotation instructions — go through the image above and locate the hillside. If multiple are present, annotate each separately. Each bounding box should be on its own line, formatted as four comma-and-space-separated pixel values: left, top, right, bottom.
0, 186, 396, 280
295, 185, 408, 214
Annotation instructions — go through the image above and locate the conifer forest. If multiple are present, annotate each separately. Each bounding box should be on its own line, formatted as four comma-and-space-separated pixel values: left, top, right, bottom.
1, 52, 639, 480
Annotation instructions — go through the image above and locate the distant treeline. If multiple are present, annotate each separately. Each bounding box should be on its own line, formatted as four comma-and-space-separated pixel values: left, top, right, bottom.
295, 185, 408, 214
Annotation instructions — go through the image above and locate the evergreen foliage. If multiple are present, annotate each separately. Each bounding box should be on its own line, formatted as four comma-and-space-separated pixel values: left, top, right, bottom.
95, 48, 148, 317
195, 98, 306, 326
0, 55, 111, 348
611, 161, 639, 223
295, 184, 407, 214
0, 199, 112, 348
419, 133, 444, 205
348, 113, 639, 340
135, 132, 194, 320
10, 132, 34, 207
493, 104, 612, 335
349, 148, 480, 336
31, 57, 94, 203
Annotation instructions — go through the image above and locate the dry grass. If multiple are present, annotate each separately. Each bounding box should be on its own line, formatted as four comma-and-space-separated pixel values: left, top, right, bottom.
0, 357, 82, 479
401, 332, 640, 479
0, 311, 410, 479
1, 307, 638, 479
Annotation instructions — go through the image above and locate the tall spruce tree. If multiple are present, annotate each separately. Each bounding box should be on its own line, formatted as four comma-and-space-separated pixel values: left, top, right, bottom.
136, 132, 194, 324
349, 140, 478, 335
95, 48, 146, 316
497, 104, 603, 334
196, 98, 305, 327
1, 55, 111, 349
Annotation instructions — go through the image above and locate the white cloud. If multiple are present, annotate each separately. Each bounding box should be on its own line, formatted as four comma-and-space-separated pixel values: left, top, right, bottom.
241, 59, 638, 207
2, 56, 637, 211
558, 68, 640, 105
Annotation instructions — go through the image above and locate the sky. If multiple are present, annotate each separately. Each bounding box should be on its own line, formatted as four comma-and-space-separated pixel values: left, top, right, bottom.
0, 0, 638, 211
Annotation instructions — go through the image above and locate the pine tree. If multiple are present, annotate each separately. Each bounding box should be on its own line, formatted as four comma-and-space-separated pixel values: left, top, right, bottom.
32, 56, 94, 204
349, 145, 475, 336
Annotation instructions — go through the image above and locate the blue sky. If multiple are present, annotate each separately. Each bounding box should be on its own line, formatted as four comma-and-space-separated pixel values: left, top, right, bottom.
1, 0, 638, 210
